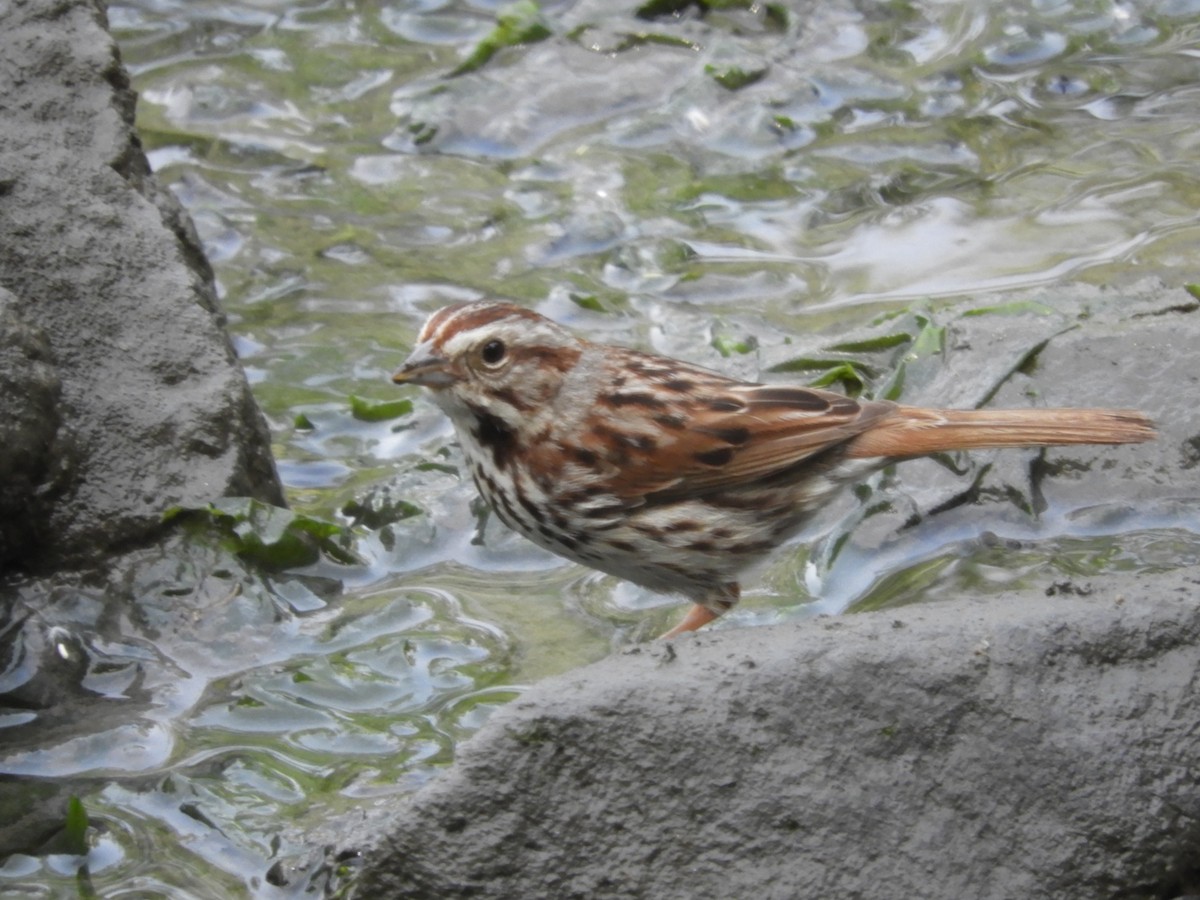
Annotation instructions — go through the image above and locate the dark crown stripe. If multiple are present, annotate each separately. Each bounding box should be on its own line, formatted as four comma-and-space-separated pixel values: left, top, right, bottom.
433, 301, 542, 346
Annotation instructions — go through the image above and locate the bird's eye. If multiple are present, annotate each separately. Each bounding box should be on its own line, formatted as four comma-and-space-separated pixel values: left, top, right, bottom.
480, 339, 506, 367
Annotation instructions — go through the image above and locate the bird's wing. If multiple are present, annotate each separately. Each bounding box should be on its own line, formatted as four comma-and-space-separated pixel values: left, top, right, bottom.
543, 351, 896, 504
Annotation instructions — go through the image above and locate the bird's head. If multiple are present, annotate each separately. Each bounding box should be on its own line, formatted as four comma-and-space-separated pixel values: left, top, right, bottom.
393, 300, 584, 432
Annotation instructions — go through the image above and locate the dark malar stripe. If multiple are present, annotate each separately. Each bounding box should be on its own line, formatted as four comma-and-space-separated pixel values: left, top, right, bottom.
468, 404, 517, 470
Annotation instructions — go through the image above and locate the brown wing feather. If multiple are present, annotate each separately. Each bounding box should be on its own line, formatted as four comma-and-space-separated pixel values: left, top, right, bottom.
682, 385, 895, 489
557, 351, 896, 503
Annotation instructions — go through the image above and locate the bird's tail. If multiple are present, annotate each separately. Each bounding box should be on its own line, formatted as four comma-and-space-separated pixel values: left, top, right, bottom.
844, 406, 1156, 460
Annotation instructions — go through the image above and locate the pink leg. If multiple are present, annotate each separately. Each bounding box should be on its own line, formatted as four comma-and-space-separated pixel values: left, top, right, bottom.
659, 603, 720, 639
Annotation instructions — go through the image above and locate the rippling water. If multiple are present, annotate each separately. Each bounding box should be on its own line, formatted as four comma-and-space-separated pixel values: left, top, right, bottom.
4, 0, 1200, 894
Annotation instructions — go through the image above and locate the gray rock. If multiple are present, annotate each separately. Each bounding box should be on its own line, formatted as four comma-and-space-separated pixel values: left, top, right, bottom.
358, 571, 1200, 900
0, 292, 62, 567
0, 0, 283, 573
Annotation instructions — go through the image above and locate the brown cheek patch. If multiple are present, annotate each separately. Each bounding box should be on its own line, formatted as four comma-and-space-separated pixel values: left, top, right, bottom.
490, 386, 534, 413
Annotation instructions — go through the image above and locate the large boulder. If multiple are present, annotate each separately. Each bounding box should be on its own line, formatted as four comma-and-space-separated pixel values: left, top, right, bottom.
0, 0, 283, 573
358, 573, 1200, 900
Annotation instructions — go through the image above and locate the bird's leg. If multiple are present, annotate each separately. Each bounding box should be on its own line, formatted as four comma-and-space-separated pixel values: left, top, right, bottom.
659, 604, 720, 639
658, 584, 739, 639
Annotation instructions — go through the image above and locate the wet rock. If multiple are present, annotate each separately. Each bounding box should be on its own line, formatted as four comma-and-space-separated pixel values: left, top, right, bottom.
357, 570, 1200, 900
758, 281, 1198, 605
0, 0, 283, 573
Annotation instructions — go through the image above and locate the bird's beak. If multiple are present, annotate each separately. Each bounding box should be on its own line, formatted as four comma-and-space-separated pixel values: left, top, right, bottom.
392, 343, 457, 388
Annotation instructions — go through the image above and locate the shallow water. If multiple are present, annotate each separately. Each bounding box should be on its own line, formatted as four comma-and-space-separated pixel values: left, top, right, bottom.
4, 0, 1200, 894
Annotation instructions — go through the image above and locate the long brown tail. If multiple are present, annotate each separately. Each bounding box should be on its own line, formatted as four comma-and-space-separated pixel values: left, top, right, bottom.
844, 406, 1156, 460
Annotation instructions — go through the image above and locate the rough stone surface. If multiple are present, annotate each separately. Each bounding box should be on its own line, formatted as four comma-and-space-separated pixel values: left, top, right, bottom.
351, 294, 1200, 900
358, 573, 1200, 900
0, 0, 283, 573
840, 282, 1199, 560
0, 290, 62, 565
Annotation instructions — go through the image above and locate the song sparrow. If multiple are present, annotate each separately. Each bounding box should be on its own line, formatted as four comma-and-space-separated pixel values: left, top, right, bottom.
393, 300, 1155, 638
